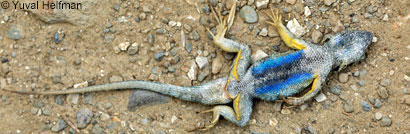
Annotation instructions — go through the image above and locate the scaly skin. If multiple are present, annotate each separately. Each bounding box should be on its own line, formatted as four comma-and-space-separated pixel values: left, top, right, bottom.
3, 2, 373, 130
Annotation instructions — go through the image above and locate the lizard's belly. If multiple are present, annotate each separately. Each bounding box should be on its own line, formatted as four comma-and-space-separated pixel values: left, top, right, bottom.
253, 71, 314, 101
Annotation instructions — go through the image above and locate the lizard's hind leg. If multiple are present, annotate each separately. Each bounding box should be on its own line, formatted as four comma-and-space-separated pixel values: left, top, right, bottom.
197, 94, 253, 130
207, 1, 251, 98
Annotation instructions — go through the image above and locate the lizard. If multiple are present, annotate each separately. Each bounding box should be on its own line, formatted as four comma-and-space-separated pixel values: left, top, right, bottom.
3, 2, 373, 130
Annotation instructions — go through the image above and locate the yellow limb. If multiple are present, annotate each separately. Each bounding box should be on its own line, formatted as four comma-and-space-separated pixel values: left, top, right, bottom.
232, 50, 242, 81
266, 7, 306, 50
307, 75, 319, 94
233, 94, 241, 121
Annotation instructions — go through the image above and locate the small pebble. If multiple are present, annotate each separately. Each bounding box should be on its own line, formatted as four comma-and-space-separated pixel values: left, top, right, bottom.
304, 125, 316, 134
381, 117, 392, 127
239, 6, 258, 23
55, 95, 63, 105
118, 42, 130, 51
6, 26, 21, 40
77, 108, 93, 129
330, 86, 341, 95
374, 99, 382, 108
185, 43, 192, 54
188, 62, 197, 80
273, 101, 283, 112
113, 3, 120, 11
338, 73, 349, 83
148, 34, 154, 46
344, 102, 354, 113
202, 4, 211, 14
212, 56, 223, 74
51, 75, 61, 84
375, 112, 382, 120
286, 18, 306, 38
314, 92, 327, 102
195, 56, 209, 69
171, 115, 178, 124
154, 51, 165, 62
380, 79, 390, 87
92, 125, 106, 134
1, 58, 8, 63
258, 27, 268, 37
51, 120, 67, 132
256, 0, 269, 9
378, 87, 389, 99
197, 72, 208, 82
311, 30, 322, 44
67, 94, 79, 104
358, 80, 366, 87
127, 43, 138, 55
54, 30, 65, 43
361, 101, 371, 112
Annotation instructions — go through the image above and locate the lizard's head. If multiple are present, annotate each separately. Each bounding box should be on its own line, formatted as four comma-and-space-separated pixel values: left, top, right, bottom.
325, 30, 373, 71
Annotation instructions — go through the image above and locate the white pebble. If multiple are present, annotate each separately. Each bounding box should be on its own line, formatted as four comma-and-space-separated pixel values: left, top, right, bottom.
171, 115, 178, 124
286, 18, 306, 38
375, 112, 382, 120
119, 42, 131, 51
304, 6, 311, 17
314, 92, 327, 102
389, 70, 394, 75
404, 75, 410, 82
168, 21, 176, 27
372, 37, 377, 42
252, 50, 268, 62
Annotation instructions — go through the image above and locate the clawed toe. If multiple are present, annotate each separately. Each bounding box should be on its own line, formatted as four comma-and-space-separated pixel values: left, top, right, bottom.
196, 108, 221, 131
265, 7, 282, 27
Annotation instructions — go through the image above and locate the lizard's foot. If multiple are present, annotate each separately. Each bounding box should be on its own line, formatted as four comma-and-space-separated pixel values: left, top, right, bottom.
197, 108, 222, 131
265, 7, 282, 28
207, 0, 236, 49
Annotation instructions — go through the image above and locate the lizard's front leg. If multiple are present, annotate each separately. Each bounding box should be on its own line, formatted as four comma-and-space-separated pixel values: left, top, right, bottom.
266, 8, 307, 50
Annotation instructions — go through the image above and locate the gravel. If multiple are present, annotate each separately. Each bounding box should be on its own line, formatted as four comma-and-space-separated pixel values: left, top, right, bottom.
77, 108, 93, 129
344, 102, 354, 113
55, 95, 64, 105
329, 86, 341, 95
92, 125, 106, 134
195, 56, 209, 69
378, 86, 389, 99
381, 117, 392, 127
374, 99, 382, 108
6, 26, 21, 40
338, 73, 349, 83
154, 51, 165, 61
51, 119, 67, 132
380, 79, 390, 87
361, 101, 371, 112
311, 30, 323, 44
240, 6, 258, 23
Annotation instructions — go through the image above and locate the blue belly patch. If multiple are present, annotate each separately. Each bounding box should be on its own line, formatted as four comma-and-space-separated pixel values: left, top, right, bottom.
252, 50, 304, 75
255, 72, 313, 95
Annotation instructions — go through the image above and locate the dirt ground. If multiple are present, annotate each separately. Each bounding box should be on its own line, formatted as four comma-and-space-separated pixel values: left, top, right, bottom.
0, 0, 409, 133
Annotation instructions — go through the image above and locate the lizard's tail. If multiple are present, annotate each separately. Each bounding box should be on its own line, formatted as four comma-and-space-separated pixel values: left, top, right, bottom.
3, 80, 204, 102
